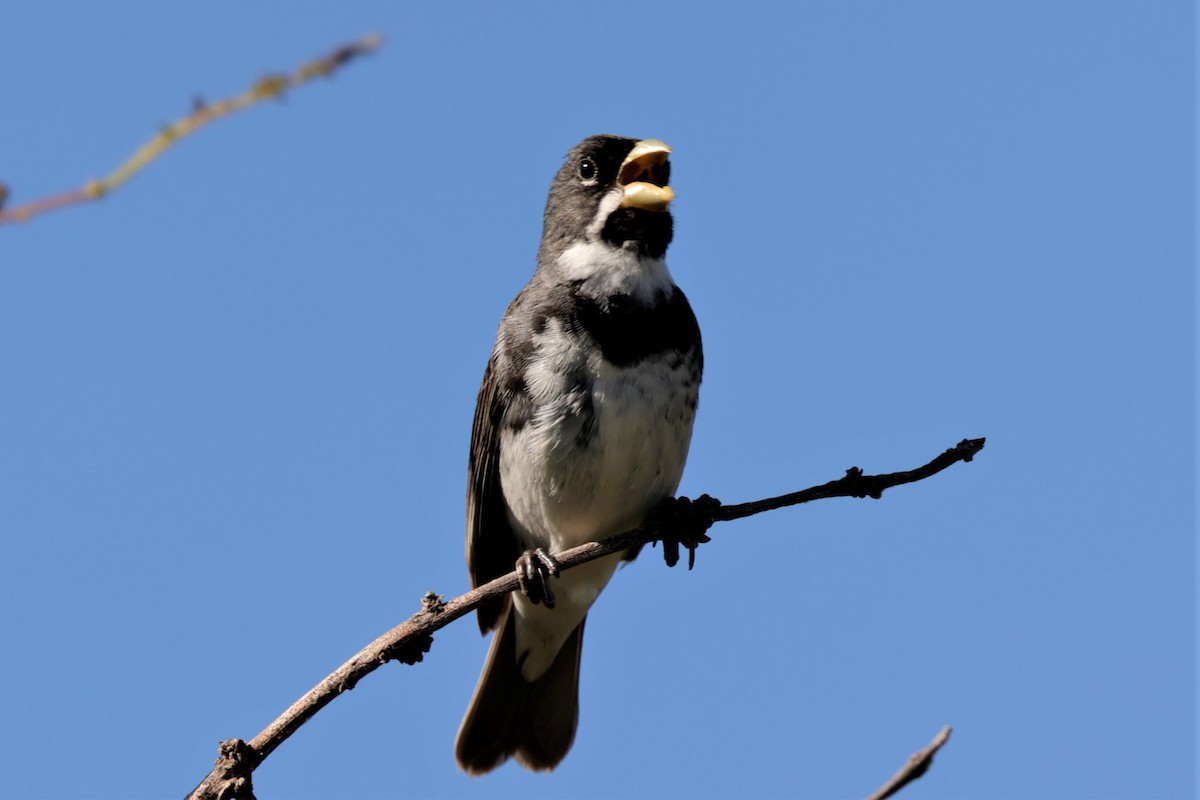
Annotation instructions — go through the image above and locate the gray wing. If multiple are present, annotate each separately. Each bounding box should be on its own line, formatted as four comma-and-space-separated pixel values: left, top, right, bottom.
466, 356, 522, 634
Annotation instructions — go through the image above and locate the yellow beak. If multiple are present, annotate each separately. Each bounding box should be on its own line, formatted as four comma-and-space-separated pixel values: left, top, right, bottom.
619, 139, 673, 212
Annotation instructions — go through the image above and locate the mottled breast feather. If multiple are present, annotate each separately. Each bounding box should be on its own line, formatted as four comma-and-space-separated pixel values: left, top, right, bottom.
496, 282, 702, 437
572, 285, 701, 370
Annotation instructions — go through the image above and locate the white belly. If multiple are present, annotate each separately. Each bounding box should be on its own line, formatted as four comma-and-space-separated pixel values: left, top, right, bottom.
498, 344, 698, 679
500, 352, 697, 552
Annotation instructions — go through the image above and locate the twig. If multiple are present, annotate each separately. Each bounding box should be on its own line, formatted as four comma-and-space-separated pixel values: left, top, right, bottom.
715, 437, 985, 520
865, 726, 954, 800
0, 33, 383, 226
185, 437, 984, 800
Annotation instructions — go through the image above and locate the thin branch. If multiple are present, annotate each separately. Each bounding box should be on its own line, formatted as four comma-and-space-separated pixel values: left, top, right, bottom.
0, 33, 383, 226
186, 437, 984, 800
715, 437, 985, 521
865, 726, 954, 800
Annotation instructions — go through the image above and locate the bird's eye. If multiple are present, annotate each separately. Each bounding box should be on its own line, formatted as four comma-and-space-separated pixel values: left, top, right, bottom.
578, 157, 597, 183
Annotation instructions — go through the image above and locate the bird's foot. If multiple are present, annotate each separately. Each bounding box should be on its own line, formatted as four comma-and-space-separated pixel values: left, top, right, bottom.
650, 494, 720, 570
516, 548, 561, 608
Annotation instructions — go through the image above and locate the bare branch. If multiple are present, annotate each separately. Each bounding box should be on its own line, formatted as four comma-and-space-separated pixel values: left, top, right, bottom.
865, 726, 954, 800
186, 437, 984, 800
0, 33, 383, 226
715, 437, 985, 520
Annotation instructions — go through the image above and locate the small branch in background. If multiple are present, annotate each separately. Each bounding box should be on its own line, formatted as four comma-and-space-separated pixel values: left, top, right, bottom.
0, 33, 383, 226
866, 726, 954, 800
186, 438, 984, 800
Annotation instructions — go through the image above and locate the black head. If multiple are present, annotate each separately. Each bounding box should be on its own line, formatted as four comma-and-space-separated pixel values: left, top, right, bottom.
537, 135, 674, 264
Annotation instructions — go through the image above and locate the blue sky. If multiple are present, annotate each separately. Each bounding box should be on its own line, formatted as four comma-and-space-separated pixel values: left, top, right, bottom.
0, 3, 1193, 799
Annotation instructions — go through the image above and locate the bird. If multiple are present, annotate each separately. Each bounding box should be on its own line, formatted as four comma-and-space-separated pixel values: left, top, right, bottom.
454, 135, 703, 775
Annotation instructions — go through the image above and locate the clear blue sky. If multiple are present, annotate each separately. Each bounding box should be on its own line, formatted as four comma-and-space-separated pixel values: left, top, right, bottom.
0, 3, 1193, 798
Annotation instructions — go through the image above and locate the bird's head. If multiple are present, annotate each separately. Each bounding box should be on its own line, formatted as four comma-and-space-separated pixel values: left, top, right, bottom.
539, 135, 674, 263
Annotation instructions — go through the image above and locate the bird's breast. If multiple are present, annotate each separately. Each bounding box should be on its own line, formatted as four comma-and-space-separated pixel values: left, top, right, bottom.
499, 324, 700, 553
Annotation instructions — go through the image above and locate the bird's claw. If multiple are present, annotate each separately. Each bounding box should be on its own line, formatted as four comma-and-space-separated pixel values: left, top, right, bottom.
650, 494, 720, 570
516, 548, 561, 608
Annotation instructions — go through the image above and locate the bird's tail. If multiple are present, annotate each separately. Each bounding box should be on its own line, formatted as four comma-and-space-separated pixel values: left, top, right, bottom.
455, 605, 584, 775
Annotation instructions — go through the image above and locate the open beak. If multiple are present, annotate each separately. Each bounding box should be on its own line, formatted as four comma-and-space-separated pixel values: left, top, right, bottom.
619, 139, 673, 212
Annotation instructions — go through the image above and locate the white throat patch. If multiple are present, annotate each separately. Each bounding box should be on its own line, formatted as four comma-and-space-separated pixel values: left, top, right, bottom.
555, 240, 675, 304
